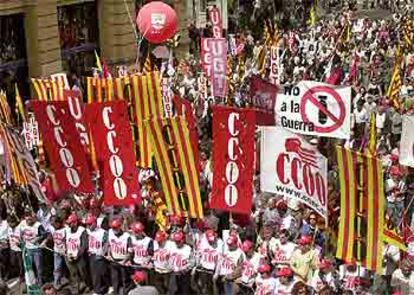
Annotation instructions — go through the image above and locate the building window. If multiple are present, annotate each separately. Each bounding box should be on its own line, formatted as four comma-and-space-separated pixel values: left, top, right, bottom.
58, 2, 99, 77
0, 14, 29, 102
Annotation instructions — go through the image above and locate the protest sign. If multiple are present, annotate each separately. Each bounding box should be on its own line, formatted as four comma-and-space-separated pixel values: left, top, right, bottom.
275, 81, 351, 139
85, 101, 140, 206
211, 106, 255, 214
260, 126, 328, 219
31, 101, 94, 194
201, 38, 228, 97
399, 115, 414, 167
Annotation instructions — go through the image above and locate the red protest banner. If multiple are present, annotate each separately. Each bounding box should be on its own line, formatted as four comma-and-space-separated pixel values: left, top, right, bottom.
249, 75, 278, 115
201, 38, 227, 97
85, 101, 141, 206
30, 101, 94, 194
208, 6, 222, 38
211, 106, 255, 214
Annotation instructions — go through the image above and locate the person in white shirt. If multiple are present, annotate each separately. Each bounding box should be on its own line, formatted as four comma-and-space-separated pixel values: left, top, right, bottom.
339, 263, 368, 292
50, 216, 66, 289
169, 231, 194, 294
129, 221, 153, 270
310, 259, 339, 293
255, 264, 277, 295
86, 213, 108, 295
237, 239, 263, 292
152, 230, 173, 294
107, 218, 133, 295
193, 229, 223, 294
391, 259, 414, 295
7, 217, 23, 281
275, 267, 296, 294
65, 212, 90, 293
214, 235, 245, 295
0, 216, 8, 281
270, 229, 297, 269
19, 210, 47, 285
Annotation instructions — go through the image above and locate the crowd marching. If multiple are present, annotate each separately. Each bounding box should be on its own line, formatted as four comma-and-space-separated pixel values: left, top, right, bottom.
0, 1, 414, 295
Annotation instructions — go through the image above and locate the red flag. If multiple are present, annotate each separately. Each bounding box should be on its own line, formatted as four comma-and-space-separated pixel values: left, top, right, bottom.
85, 101, 141, 206
325, 66, 344, 85
211, 106, 255, 214
30, 101, 94, 194
249, 75, 278, 118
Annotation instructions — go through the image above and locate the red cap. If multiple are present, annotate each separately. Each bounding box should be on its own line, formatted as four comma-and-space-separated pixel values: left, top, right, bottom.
66, 213, 79, 225
226, 235, 238, 246
171, 215, 184, 226
131, 270, 147, 283
131, 222, 145, 234
277, 267, 293, 277
318, 259, 332, 269
85, 214, 97, 225
172, 231, 185, 242
205, 230, 217, 242
298, 235, 313, 245
110, 218, 123, 229
258, 264, 271, 273
390, 166, 402, 176
241, 240, 254, 253
390, 154, 399, 162
276, 199, 287, 210
155, 230, 168, 242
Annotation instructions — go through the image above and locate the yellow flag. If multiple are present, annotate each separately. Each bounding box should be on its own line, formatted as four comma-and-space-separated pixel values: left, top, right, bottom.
15, 83, 26, 121
309, 5, 316, 26
367, 113, 376, 156
94, 50, 103, 72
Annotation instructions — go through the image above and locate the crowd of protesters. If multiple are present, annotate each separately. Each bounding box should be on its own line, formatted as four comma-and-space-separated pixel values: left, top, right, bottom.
0, 2, 414, 295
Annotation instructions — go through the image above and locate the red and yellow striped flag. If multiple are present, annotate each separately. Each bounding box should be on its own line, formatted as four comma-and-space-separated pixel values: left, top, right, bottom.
15, 83, 26, 122
383, 226, 407, 251
130, 72, 164, 168
86, 77, 117, 102
146, 116, 203, 219
336, 147, 385, 273
143, 54, 153, 74
387, 46, 403, 109
366, 113, 376, 156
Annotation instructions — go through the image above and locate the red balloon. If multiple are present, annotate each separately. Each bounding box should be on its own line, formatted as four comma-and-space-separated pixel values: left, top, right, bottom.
136, 1, 178, 44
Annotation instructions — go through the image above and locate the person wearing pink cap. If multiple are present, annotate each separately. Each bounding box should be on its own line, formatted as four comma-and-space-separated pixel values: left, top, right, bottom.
309, 258, 340, 293
129, 221, 153, 270
193, 229, 224, 294
169, 230, 194, 294
152, 230, 173, 294
107, 218, 133, 295
49, 215, 66, 290
214, 234, 245, 295
255, 263, 277, 295
128, 270, 159, 295
237, 239, 264, 293
86, 213, 109, 295
65, 212, 91, 293
275, 267, 296, 294
289, 235, 319, 282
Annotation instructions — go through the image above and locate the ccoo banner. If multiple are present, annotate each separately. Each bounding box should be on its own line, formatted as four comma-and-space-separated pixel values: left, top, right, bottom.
260, 126, 328, 219
211, 106, 255, 214
275, 81, 351, 139
399, 115, 414, 167
31, 101, 94, 194
201, 38, 228, 97
85, 101, 141, 206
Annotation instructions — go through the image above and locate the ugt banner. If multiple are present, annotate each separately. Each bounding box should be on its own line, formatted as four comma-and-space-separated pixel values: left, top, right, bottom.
275, 81, 351, 139
208, 6, 222, 38
211, 106, 255, 214
260, 126, 328, 219
30, 101, 94, 194
249, 75, 278, 115
399, 115, 414, 167
85, 101, 141, 206
201, 38, 227, 97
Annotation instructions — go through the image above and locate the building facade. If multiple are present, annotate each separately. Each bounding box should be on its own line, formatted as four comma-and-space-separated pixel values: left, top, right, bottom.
0, 0, 189, 98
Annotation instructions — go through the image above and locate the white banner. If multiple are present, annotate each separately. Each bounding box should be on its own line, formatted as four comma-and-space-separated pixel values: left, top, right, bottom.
399, 115, 414, 167
275, 81, 351, 139
260, 126, 328, 219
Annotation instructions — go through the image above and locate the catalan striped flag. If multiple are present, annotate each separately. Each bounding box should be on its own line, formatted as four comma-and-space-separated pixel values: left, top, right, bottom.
130, 72, 164, 168
143, 54, 153, 74
336, 147, 385, 273
366, 113, 376, 156
87, 77, 116, 102
387, 46, 403, 109
146, 116, 203, 219
0, 91, 12, 124
383, 226, 407, 251
402, 19, 413, 50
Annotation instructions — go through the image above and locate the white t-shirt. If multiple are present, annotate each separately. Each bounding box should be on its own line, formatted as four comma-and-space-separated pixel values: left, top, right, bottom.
240, 252, 263, 286
0, 220, 8, 242
217, 248, 245, 276
391, 269, 414, 295
8, 225, 21, 252
153, 240, 174, 273
255, 276, 278, 295
270, 239, 297, 265
274, 278, 296, 294
339, 265, 367, 291
197, 236, 223, 271
169, 243, 193, 272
